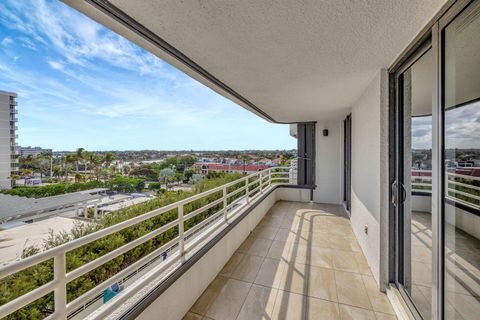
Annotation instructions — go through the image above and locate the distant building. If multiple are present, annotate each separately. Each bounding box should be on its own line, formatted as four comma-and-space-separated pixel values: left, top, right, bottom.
20, 146, 53, 157
0, 90, 18, 189
193, 162, 273, 175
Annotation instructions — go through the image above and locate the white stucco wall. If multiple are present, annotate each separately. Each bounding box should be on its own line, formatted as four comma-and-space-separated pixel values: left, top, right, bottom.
350, 70, 388, 284
313, 120, 343, 204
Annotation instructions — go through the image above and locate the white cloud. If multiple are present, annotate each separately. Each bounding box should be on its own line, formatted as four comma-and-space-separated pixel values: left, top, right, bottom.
1, 37, 13, 46
48, 60, 64, 70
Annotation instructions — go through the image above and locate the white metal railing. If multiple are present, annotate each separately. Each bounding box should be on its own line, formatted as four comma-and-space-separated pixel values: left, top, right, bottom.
0, 166, 294, 320
411, 170, 480, 210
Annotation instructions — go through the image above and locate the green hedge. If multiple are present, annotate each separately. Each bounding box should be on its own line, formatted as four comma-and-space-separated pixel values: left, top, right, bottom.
0, 181, 105, 198
0, 177, 146, 198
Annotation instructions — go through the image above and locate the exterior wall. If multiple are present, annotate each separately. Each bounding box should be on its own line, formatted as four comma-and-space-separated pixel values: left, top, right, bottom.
0, 91, 17, 189
313, 119, 343, 204
350, 70, 389, 285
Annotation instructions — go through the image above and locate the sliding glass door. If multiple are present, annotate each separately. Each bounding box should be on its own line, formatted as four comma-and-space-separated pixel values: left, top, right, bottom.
394, 44, 434, 319
392, 1, 480, 318
442, 1, 480, 318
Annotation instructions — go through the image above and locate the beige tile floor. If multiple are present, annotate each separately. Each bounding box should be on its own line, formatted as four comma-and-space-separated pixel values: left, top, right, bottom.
184, 201, 396, 320
411, 211, 480, 319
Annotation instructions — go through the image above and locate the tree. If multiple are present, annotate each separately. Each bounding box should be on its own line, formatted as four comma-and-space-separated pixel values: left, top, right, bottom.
19, 168, 33, 186
75, 148, 86, 172
104, 152, 116, 168
65, 154, 76, 182
9, 173, 20, 187
159, 168, 175, 189
189, 174, 203, 184
36, 157, 51, 178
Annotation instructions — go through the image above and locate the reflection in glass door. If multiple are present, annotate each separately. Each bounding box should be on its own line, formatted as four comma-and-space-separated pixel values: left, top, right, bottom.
442, 0, 480, 318
397, 47, 434, 319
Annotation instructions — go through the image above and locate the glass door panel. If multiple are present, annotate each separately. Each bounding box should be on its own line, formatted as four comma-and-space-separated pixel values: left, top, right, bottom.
443, 1, 480, 318
399, 48, 434, 319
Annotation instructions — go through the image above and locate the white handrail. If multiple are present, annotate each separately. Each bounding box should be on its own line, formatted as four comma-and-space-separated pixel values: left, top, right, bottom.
410, 170, 480, 209
0, 166, 294, 319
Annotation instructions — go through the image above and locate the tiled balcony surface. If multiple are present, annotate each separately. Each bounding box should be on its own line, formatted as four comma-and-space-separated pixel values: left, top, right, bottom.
184, 201, 396, 320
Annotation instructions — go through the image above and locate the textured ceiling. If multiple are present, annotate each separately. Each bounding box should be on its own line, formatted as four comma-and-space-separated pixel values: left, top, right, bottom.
69, 0, 448, 122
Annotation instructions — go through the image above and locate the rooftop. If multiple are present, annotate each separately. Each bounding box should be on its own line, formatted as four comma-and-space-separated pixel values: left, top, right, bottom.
0, 188, 107, 221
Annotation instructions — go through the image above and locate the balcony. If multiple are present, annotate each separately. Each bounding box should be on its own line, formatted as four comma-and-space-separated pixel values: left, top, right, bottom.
0, 165, 396, 319
183, 201, 394, 320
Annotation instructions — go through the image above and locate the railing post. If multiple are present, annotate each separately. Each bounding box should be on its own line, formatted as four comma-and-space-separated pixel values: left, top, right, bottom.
259, 171, 263, 192
246, 177, 250, 204
223, 186, 228, 223
267, 168, 271, 187
54, 253, 67, 319
178, 204, 185, 261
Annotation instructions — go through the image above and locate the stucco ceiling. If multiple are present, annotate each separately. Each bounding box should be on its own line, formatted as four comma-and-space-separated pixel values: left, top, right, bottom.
67, 0, 448, 122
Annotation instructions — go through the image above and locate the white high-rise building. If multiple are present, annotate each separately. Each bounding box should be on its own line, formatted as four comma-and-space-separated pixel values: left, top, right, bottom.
0, 90, 18, 189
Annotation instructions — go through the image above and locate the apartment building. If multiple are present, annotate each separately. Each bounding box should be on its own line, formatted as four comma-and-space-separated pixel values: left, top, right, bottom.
20, 146, 53, 157
0, 1, 478, 319
0, 90, 18, 189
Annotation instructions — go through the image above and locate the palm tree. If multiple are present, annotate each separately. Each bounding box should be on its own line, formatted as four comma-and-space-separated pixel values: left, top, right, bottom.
87, 153, 103, 181
104, 152, 116, 169
65, 154, 76, 183
75, 148, 86, 172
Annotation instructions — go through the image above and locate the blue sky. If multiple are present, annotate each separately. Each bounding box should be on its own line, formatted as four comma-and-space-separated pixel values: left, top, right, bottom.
0, 0, 295, 151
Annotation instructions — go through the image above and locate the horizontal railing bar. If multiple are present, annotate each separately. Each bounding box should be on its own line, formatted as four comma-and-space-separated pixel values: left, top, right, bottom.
183, 198, 224, 221
411, 183, 432, 187
66, 236, 179, 313
226, 194, 247, 211
412, 176, 432, 180
0, 280, 57, 319
446, 172, 480, 181
413, 189, 432, 193
182, 173, 258, 204
185, 220, 224, 254
448, 180, 480, 191
447, 189, 480, 201
248, 185, 261, 196
446, 196, 480, 209
226, 185, 247, 199
184, 209, 224, 238
66, 219, 179, 282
